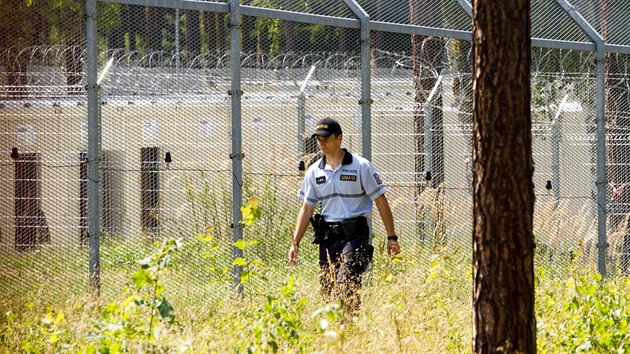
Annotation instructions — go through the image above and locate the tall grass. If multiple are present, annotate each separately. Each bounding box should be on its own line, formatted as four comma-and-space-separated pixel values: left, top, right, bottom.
3, 241, 630, 353
2, 173, 628, 352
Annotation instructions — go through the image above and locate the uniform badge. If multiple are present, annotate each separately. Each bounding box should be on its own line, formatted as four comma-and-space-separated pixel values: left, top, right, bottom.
340, 174, 357, 181
373, 173, 383, 185
316, 176, 326, 184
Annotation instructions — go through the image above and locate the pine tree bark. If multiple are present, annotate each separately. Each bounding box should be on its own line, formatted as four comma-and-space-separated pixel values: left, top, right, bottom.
144, 7, 163, 55
185, 10, 201, 64
472, 0, 536, 352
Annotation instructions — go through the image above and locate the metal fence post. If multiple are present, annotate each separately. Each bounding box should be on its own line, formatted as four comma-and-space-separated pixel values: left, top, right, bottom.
555, 0, 608, 276
289, 65, 316, 167
424, 103, 432, 183
595, 44, 607, 276
229, 0, 244, 293
550, 94, 568, 209
86, 0, 101, 295
424, 75, 443, 186
343, 0, 371, 160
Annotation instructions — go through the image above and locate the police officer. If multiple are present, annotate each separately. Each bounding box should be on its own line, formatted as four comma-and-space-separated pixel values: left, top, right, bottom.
288, 117, 400, 315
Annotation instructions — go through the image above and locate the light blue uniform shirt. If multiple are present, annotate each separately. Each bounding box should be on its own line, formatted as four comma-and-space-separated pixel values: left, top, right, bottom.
298, 149, 386, 222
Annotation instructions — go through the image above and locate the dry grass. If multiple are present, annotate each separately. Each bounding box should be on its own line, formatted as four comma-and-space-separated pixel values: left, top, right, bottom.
0, 189, 614, 353
0, 244, 473, 353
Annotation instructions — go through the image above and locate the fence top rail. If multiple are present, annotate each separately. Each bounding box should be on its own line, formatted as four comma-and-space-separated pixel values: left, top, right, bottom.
94, 0, 630, 52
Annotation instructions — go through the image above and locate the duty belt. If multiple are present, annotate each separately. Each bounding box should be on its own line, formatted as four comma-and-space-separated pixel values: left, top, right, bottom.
325, 216, 367, 238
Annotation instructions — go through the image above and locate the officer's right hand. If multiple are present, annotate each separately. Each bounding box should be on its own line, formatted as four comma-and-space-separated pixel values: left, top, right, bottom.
387, 239, 400, 256
288, 243, 299, 266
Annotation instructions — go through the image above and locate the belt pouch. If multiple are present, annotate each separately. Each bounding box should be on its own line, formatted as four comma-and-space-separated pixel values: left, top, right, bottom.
341, 219, 356, 236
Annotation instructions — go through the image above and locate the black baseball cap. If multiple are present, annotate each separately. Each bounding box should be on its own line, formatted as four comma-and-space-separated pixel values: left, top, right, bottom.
311, 118, 342, 138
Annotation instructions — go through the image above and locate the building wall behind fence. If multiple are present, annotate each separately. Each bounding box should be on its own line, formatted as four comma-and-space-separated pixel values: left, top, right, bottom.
1, 73, 597, 247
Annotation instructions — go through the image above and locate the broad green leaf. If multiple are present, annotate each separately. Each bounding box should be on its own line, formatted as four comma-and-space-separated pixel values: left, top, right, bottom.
241, 198, 262, 226
233, 257, 248, 266
245, 197, 259, 209
158, 299, 175, 322
55, 312, 64, 325
156, 283, 165, 297
102, 302, 119, 320
234, 239, 247, 250
196, 233, 213, 242
240, 270, 251, 284
132, 268, 152, 288
250, 259, 264, 267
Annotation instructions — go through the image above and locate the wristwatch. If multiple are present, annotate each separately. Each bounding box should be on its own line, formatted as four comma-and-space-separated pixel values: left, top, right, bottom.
387, 235, 398, 241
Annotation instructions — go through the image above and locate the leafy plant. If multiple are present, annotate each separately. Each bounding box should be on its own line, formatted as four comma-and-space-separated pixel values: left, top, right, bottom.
85, 238, 183, 353
239, 276, 309, 353
19, 306, 74, 353
195, 226, 230, 284
537, 271, 630, 353
196, 198, 265, 286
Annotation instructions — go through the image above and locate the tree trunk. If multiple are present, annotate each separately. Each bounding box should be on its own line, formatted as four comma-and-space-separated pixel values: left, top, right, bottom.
205, 12, 217, 55
284, 22, 294, 53
64, 7, 84, 96
1, 4, 31, 99
122, 5, 133, 52
472, 0, 535, 352
204, 12, 228, 55
32, 4, 50, 46
217, 13, 227, 54
241, 15, 256, 53
338, 28, 348, 53
144, 7, 164, 56
108, 27, 124, 50
282, 0, 294, 53
185, 10, 201, 65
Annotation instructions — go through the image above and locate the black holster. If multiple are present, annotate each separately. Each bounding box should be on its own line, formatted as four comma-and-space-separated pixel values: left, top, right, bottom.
310, 213, 326, 244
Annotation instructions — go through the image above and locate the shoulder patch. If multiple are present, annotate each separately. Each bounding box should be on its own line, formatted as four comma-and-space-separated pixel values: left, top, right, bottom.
373, 173, 383, 185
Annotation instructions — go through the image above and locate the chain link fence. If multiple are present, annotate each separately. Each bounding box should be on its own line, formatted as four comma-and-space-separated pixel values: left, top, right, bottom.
1, 0, 630, 301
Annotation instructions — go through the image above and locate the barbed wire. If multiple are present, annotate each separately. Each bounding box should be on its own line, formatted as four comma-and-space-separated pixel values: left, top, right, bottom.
0, 44, 613, 99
